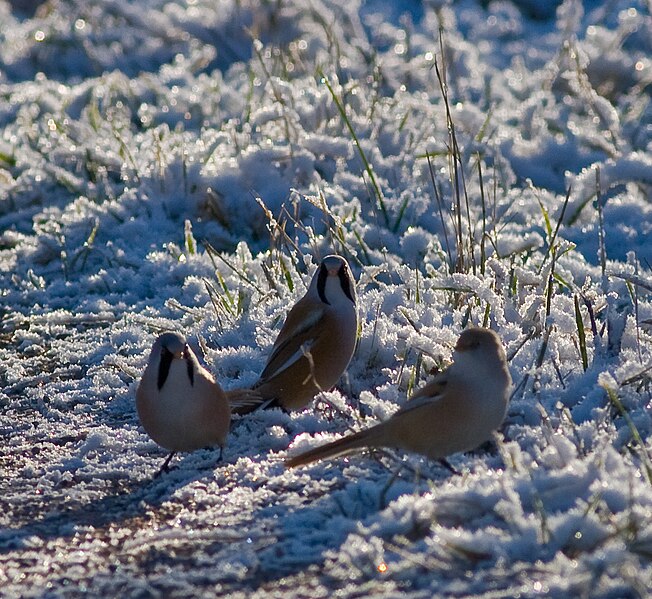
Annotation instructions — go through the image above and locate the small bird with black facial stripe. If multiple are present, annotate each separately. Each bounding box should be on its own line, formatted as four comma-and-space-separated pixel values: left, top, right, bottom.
230, 255, 358, 414
136, 332, 230, 473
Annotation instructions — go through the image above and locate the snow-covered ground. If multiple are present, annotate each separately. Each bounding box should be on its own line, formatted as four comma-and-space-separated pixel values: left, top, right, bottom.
1, 0, 652, 596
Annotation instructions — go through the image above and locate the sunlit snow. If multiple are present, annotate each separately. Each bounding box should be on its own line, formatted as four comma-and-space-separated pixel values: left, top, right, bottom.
1, 0, 652, 596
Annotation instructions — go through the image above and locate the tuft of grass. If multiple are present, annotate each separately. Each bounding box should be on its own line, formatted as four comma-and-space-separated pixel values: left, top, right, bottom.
319, 70, 390, 229
300, 189, 369, 266
68, 218, 101, 273
111, 125, 139, 183
203, 241, 266, 297
600, 376, 652, 486
250, 36, 296, 149
432, 44, 475, 276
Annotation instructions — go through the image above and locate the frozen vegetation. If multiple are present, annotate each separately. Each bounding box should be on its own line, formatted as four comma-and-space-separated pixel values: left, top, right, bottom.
1, 0, 652, 596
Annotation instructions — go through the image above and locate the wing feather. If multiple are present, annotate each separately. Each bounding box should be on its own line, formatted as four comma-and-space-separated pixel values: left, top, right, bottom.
258, 299, 325, 383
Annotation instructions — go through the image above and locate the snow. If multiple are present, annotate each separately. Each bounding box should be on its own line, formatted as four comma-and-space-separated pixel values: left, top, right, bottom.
1, 0, 652, 596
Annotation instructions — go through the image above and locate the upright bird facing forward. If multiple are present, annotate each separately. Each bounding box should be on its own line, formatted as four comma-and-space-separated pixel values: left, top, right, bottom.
136, 332, 230, 473
285, 328, 511, 468
231, 255, 358, 414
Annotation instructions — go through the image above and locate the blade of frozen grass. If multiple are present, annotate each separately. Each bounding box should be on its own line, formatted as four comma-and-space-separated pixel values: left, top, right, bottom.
574, 294, 589, 371
516, 253, 557, 399
393, 195, 410, 233
0, 149, 16, 167
538, 186, 571, 274
399, 307, 421, 333
250, 37, 295, 149
536, 194, 553, 239
365, 303, 383, 375
165, 298, 202, 319
394, 346, 410, 388
300, 189, 368, 267
461, 304, 472, 329
552, 269, 573, 291
621, 364, 652, 390
439, 108, 464, 271
478, 155, 487, 276
426, 152, 454, 273
203, 271, 243, 320
406, 351, 423, 398
545, 253, 555, 318
596, 168, 607, 281
203, 241, 266, 296
111, 127, 139, 182
594, 167, 630, 358
433, 39, 474, 275
609, 272, 652, 294
87, 96, 102, 133
254, 194, 305, 267
600, 376, 652, 486
623, 278, 640, 361
215, 270, 237, 315
243, 67, 256, 127
203, 278, 225, 327
278, 255, 295, 292
474, 106, 494, 143
482, 302, 491, 328
319, 70, 389, 229
69, 218, 101, 272
352, 228, 372, 265
184, 219, 196, 256
613, 256, 647, 362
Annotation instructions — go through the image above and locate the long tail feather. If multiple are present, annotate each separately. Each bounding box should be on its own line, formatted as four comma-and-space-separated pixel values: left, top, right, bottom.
225, 388, 268, 415
285, 425, 384, 468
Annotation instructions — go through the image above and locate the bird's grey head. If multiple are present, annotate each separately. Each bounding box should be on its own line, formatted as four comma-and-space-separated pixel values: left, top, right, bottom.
152, 332, 195, 390
314, 254, 356, 306
454, 328, 506, 362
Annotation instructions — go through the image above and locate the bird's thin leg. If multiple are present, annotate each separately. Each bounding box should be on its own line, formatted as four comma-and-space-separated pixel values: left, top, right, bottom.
155, 451, 176, 477
215, 446, 224, 464
438, 458, 460, 475
413, 462, 422, 490
379, 463, 403, 509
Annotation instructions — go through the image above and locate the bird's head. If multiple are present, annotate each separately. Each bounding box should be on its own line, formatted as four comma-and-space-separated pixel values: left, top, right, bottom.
313, 254, 356, 306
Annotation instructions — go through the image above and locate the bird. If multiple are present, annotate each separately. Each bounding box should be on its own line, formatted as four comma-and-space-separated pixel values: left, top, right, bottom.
284, 327, 511, 468
230, 254, 358, 414
136, 331, 231, 474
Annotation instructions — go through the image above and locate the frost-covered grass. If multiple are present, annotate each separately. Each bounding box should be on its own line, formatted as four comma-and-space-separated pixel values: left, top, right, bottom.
1, 0, 652, 596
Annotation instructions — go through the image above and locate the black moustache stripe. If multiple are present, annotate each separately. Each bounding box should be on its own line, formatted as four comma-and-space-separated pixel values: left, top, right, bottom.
185, 350, 195, 387
317, 264, 329, 305
338, 266, 355, 304
157, 348, 174, 390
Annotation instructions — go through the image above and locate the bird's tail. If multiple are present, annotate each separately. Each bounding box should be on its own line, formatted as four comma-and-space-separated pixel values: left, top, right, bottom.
284, 425, 385, 468
226, 388, 271, 415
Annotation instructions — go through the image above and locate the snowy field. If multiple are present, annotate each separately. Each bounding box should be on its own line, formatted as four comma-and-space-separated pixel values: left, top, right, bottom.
1, 0, 652, 596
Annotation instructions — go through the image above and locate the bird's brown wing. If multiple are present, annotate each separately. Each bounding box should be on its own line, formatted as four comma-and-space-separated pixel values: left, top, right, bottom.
406, 367, 449, 402
258, 298, 325, 383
